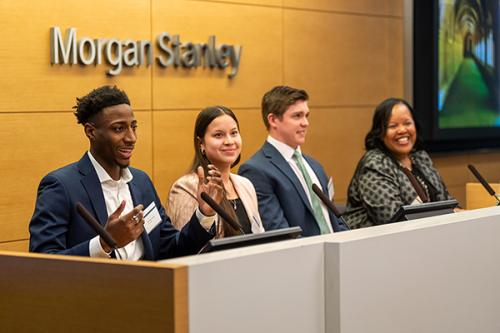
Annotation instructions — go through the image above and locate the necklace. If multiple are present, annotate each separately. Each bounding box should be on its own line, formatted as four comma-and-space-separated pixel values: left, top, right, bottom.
399, 162, 430, 202
224, 178, 238, 210
229, 198, 238, 210
414, 173, 430, 200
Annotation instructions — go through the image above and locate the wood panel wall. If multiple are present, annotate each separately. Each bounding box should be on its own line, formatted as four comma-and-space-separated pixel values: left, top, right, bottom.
1, 0, 499, 251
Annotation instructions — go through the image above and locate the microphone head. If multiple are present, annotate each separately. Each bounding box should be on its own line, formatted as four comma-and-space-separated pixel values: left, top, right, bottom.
467, 164, 478, 175
200, 192, 213, 204
311, 183, 342, 218
311, 183, 321, 195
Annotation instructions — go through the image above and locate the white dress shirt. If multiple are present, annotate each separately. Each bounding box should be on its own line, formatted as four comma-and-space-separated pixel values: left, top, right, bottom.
87, 151, 145, 260
87, 151, 216, 260
266, 136, 333, 233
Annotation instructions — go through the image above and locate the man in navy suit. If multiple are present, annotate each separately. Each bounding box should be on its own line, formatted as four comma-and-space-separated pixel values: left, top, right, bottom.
239, 86, 348, 236
29, 86, 222, 260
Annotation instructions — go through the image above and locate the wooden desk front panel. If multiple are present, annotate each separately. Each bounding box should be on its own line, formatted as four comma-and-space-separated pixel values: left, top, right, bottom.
0, 252, 187, 333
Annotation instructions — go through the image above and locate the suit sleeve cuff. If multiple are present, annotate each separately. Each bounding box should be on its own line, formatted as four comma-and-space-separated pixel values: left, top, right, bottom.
89, 236, 112, 258
195, 207, 217, 231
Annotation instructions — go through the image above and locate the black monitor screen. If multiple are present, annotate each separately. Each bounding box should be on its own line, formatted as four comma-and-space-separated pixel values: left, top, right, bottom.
199, 227, 303, 253
390, 199, 458, 223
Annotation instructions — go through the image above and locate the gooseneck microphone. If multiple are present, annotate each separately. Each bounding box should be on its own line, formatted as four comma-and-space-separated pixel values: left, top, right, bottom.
312, 184, 341, 217
467, 164, 500, 205
76, 202, 118, 250
200, 192, 245, 234
311, 184, 350, 231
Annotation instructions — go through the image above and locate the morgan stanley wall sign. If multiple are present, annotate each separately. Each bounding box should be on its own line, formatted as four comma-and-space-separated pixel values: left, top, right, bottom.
49, 27, 242, 78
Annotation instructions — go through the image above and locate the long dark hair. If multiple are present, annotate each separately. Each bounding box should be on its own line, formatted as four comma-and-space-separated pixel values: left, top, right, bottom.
190, 105, 242, 237
364, 98, 424, 155
190, 105, 241, 173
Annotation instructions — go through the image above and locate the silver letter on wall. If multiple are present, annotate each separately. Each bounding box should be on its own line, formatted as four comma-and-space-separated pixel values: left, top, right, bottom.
50, 27, 77, 64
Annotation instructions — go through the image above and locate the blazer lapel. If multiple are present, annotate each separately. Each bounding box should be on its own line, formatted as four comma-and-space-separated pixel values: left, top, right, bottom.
129, 175, 154, 260
78, 154, 108, 226
229, 174, 264, 233
262, 142, 314, 215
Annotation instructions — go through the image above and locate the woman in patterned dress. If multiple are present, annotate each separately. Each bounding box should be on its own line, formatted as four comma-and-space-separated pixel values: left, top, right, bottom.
343, 98, 454, 229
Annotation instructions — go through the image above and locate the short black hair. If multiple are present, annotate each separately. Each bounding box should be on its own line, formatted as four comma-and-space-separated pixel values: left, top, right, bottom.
73, 85, 130, 124
365, 97, 424, 151
261, 86, 308, 129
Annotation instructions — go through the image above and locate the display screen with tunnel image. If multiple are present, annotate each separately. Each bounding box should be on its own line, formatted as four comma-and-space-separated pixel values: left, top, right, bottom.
413, 0, 500, 152
438, 0, 499, 128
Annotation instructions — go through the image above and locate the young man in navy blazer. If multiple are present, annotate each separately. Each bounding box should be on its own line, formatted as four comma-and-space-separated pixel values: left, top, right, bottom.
238, 86, 348, 236
29, 86, 222, 260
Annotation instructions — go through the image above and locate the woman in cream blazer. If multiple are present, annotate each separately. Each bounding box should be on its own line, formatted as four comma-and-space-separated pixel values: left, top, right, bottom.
167, 106, 264, 237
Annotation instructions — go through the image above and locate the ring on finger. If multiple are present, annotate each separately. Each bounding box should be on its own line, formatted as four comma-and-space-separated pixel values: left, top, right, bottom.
132, 214, 140, 224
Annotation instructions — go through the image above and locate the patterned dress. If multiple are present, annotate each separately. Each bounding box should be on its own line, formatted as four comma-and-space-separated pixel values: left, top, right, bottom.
343, 148, 453, 229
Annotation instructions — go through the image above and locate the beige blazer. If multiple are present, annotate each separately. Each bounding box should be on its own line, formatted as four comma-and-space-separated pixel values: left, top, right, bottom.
167, 172, 265, 236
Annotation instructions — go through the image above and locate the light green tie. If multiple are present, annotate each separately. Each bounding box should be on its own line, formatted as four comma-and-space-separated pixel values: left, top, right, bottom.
292, 150, 331, 234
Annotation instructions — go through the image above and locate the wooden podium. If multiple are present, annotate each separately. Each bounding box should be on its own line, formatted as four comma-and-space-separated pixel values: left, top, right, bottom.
0, 252, 188, 332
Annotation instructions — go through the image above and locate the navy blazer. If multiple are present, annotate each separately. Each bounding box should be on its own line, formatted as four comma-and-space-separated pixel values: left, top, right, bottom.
238, 142, 348, 236
29, 154, 213, 260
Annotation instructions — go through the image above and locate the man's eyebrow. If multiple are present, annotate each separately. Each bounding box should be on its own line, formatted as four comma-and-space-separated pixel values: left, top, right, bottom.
109, 120, 131, 126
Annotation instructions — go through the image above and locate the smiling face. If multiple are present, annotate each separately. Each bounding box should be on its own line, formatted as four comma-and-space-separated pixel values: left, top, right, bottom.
200, 114, 242, 169
268, 99, 309, 149
383, 103, 416, 160
86, 103, 137, 180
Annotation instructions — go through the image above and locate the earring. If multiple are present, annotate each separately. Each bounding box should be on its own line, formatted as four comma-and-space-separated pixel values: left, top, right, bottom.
200, 148, 205, 156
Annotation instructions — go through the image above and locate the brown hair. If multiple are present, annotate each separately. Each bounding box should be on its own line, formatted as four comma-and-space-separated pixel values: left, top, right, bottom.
261, 85, 309, 129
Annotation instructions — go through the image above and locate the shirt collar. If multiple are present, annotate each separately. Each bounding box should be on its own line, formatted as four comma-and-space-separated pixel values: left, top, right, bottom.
266, 135, 302, 161
87, 151, 133, 184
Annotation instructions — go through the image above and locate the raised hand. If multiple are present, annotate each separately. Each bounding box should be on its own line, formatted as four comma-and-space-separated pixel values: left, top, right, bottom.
197, 165, 224, 216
